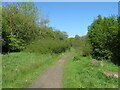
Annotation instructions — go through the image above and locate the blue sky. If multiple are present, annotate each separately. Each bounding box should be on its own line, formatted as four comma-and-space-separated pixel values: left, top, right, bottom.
35, 2, 117, 37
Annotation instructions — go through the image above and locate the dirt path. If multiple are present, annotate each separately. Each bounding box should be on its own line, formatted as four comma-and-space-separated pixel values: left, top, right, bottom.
29, 52, 72, 88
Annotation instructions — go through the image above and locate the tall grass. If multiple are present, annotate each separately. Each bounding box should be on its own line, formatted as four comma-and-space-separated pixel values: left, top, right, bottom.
63, 52, 118, 88
2, 51, 68, 88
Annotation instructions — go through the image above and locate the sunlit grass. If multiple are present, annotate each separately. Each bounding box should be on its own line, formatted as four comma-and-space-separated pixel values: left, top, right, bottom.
2, 51, 68, 88
63, 52, 119, 88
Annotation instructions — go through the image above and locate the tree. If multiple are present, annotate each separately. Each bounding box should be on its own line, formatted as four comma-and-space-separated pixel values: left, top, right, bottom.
2, 2, 39, 52
87, 15, 119, 65
2, 2, 71, 54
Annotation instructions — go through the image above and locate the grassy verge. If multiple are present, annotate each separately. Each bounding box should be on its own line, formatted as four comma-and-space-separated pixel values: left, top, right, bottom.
2, 51, 69, 88
63, 52, 119, 88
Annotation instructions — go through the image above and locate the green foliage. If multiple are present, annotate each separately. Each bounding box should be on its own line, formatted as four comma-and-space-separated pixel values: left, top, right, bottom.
63, 52, 119, 88
25, 38, 70, 54
2, 2, 39, 52
2, 3, 71, 54
110, 17, 120, 65
87, 15, 119, 65
70, 35, 93, 56
24, 26, 70, 54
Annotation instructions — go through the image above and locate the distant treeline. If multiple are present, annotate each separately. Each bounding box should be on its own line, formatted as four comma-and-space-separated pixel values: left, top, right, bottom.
2, 2, 70, 54
71, 15, 119, 65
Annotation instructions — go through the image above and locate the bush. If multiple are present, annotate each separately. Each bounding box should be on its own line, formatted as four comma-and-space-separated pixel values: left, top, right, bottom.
25, 39, 70, 54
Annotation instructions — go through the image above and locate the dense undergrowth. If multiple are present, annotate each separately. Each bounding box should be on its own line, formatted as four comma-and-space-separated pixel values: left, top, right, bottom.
63, 52, 119, 88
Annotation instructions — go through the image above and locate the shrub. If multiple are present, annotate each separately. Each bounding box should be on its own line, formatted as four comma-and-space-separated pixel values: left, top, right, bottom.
25, 39, 70, 54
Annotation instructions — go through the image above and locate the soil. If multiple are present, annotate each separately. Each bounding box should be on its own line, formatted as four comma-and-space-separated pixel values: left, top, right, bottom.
29, 53, 72, 88
102, 70, 119, 78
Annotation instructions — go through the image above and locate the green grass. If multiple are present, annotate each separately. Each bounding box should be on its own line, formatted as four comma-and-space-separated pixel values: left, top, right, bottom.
63, 52, 119, 88
2, 51, 69, 88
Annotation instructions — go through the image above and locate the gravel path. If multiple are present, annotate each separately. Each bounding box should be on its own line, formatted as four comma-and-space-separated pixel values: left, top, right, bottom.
29, 53, 71, 88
